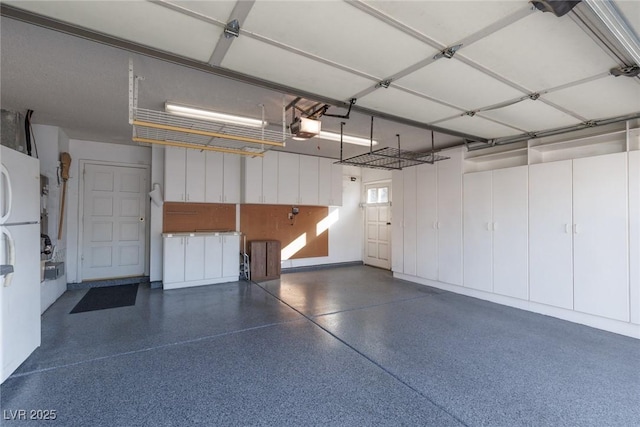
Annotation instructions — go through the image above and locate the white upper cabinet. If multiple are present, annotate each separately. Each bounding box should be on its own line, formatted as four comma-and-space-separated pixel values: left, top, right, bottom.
262, 151, 278, 204
277, 152, 300, 205
242, 155, 263, 204
166, 147, 239, 204
205, 151, 224, 203
185, 149, 206, 202
299, 155, 319, 205
319, 158, 343, 206
164, 147, 187, 202
573, 152, 629, 322
529, 160, 574, 310
223, 154, 241, 204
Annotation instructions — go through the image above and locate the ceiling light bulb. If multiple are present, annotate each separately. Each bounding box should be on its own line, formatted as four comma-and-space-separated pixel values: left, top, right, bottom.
316, 131, 377, 147
165, 102, 266, 128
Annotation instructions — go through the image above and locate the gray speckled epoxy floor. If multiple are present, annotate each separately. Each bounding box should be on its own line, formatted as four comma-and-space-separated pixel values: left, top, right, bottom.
2, 266, 639, 426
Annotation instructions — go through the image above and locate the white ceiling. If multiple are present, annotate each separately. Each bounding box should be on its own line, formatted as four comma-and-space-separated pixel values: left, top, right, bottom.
1, 0, 639, 158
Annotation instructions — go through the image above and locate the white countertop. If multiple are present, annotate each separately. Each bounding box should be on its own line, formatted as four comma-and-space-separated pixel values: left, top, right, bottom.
162, 231, 241, 237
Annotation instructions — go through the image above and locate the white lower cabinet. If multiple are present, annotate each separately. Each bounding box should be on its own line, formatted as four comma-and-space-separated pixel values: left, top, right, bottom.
163, 234, 240, 290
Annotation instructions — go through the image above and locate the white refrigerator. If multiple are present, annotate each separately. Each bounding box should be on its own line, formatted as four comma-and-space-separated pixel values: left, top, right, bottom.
1, 145, 41, 383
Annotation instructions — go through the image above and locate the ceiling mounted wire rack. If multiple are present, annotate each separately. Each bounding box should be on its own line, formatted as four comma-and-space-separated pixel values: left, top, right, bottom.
128, 60, 288, 156
335, 119, 449, 170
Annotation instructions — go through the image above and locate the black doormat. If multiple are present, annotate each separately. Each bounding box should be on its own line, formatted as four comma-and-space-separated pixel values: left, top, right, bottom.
70, 284, 139, 314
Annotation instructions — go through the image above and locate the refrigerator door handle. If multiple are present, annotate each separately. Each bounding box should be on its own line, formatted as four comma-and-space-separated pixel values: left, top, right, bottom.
1, 226, 15, 287
1, 164, 12, 224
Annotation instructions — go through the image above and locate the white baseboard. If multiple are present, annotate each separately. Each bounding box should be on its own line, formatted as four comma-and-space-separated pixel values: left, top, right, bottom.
394, 272, 640, 340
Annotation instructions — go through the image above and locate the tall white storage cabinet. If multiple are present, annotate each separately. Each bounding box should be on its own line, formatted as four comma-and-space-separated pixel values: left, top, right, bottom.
437, 148, 463, 286
391, 170, 404, 273
463, 171, 493, 292
629, 150, 640, 325
416, 164, 438, 280
403, 167, 417, 276
529, 160, 574, 310
492, 166, 528, 300
463, 165, 528, 298
573, 152, 629, 322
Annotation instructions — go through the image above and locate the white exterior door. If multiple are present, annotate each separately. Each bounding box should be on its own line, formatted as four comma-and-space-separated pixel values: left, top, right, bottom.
82, 163, 147, 281
364, 183, 391, 270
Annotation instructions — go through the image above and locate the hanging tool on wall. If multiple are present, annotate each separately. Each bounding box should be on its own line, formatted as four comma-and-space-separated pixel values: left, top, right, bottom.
58, 152, 71, 240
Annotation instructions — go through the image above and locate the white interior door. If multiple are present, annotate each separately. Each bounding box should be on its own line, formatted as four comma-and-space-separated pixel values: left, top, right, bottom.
82, 163, 147, 281
364, 183, 391, 270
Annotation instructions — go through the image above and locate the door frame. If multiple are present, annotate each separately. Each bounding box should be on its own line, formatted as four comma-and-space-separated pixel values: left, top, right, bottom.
362, 180, 392, 269
77, 160, 150, 282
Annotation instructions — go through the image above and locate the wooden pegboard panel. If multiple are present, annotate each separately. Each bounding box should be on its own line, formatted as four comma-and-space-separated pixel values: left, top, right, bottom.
163, 202, 236, 233
240, 204, 328, 260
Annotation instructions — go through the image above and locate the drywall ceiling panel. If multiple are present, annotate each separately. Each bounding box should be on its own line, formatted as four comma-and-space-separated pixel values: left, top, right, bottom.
396, 58, 524, 111
171, 1, 236, 23
436, 115, 519, 139
221, 37, 373, 101
241, 1, 435, 78
362, 1, 528, 46
544, 76, 640, 119
357, 88, 462, 125
462, 11, 619, 91
480, 99, 583, 132
4, 1, 221, 62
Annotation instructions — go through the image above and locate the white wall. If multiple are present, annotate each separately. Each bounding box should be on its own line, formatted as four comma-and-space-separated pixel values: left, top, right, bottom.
280, 165, 363, 269
31, 125, 70, 312
66, 139, 151, 283
362, 168, 392, 184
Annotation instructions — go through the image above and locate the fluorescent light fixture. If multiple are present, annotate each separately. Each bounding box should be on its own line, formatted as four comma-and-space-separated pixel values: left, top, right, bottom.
316, 131, 378, 147
165, 102, 266, 128
583, 0, 640, 66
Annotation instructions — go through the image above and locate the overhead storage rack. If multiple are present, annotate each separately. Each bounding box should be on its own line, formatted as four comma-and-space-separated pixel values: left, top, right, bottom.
128, 60, 288, 156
